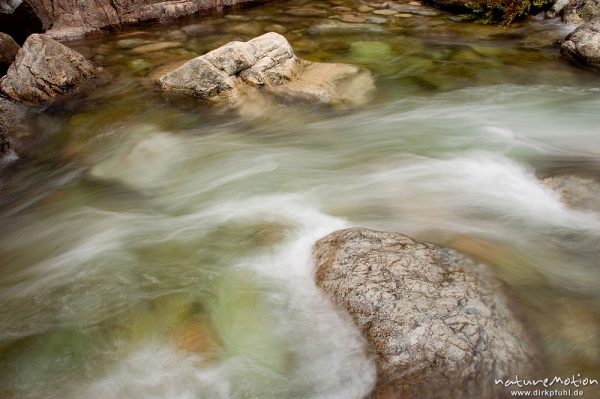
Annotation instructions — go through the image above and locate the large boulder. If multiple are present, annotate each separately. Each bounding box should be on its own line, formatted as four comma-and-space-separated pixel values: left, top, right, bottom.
561, 19, 600, 67
157, 32, 375, 109
0, 34, 96, 104
0, 33, 20, 76
314, 228, 539, 399
24, 0, 259, 39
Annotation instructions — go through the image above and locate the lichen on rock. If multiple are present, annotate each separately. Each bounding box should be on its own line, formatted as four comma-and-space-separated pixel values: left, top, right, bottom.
314, 228, 539, 399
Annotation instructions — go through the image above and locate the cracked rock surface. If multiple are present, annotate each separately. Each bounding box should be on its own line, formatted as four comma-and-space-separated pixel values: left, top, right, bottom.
314, 228, 539, 399
0, 34, 96, 104
157, 32, 375, 109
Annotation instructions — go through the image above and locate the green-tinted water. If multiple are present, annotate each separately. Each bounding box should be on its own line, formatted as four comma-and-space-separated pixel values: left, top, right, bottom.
1, 0, 600, 397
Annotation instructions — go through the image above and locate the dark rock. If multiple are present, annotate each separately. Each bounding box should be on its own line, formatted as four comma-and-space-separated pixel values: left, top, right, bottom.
0, 0, 43, 44
314, 228, 540, 399
0, 34, 96, 104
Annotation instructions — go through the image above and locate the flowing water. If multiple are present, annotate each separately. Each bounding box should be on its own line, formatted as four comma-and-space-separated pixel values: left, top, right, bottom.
1, 0, 600, 397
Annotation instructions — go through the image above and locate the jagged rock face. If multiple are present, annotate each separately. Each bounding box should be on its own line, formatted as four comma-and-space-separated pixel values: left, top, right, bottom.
0, 33, 20, 76
0, 34, 96, 104
561, 19, 600, 68
157, 32, 375, 109
314, 228, 539, 399
24, 0, 259, 38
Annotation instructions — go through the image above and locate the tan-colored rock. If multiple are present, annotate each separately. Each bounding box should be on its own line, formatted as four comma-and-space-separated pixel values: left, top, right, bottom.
157, 32, 375, 108
0, 34, 96, 104
561, 18, 600, 68
0, 33, 20, 75
314, 228, 539, 399
130, 41, 182, 54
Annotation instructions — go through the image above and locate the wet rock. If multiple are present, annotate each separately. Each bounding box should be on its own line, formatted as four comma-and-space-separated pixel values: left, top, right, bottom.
264, 23, 288, 34
0, 0, 22, 14
307, 21, 386, 35
393, 4, 442, 16
368, 2, 392, 9
25, 0, 259, 39
314, 228, 539, 399
373, 8, 397, 15
543, 175, 600, 212
335, 14, 369, 23
0, 33, 20, 76
266, 62, 375, 108
332, 6, 353, 12
90, 128, 188, 189
157, 32, 375, 108
358, 5, 375, 12
116, 38, 152, 49
0, 34, 96, 104
0, 96, 31, 163
350, 40, 393, 60
562, 0, 600, 24
368, 16, 388, 23
229, 22, 263, 36
561, 19, 600, 68
0, 0, 44, 44
130, 41, 182, 54
286, 8, 329, 17
182, 23, 217, 37
547, 0, 570, 18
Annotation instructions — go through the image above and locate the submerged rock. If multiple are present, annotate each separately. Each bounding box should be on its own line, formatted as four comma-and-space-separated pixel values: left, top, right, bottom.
543, 174, 600, 212
0, 34, 96, 104
157, 32, 375, 109
561, 19, 600, 68
0, 33, 20, 76
314, 228, 539, 399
